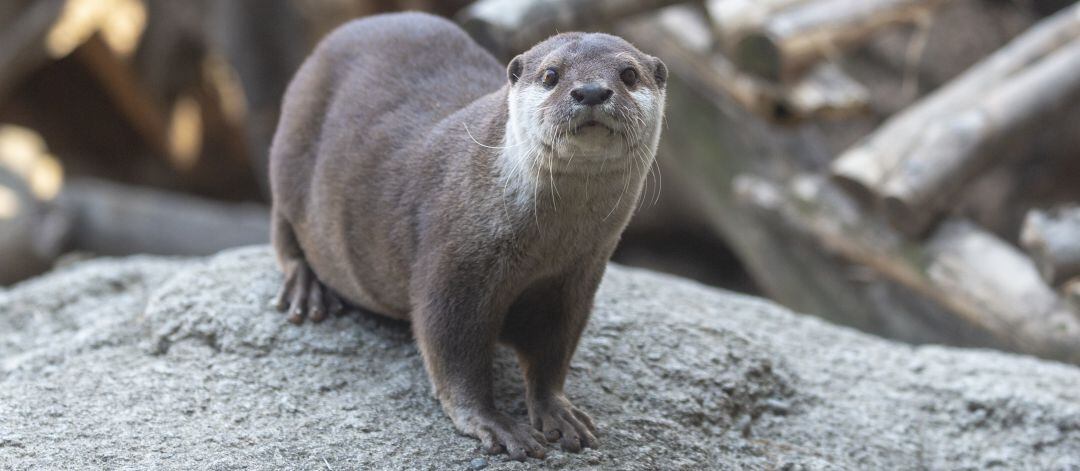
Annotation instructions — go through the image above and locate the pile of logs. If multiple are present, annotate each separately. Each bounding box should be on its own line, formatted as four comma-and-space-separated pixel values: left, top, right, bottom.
463, 0, 1080, 365
0, 0, 269, 200
463, 0, 1080, 362
0, 0, 477, 283
830, 3, 1080, 236
0, 0, 472, 203
606, 0, 1080, 364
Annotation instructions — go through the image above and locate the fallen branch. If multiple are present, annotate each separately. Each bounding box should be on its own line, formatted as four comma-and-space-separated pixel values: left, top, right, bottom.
881, 37, 1080, 235
457, 0, 689, 60
829, 2, 1080, 205
730, 0, 948, 82
1021, 206, 1080, 286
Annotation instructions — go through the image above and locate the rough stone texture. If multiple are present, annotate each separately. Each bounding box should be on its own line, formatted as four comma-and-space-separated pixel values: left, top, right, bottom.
2, 247, 1080, 470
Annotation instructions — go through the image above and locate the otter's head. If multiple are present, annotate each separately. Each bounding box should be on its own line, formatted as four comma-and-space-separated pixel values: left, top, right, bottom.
505, 33, 667, 161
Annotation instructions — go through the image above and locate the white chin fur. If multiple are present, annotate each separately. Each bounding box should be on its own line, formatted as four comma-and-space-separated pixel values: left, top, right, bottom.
557, 130, 621, 157
499, 84, 664, 207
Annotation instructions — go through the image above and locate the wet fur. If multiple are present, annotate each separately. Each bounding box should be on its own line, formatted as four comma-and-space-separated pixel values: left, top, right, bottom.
269, 12, 666, 460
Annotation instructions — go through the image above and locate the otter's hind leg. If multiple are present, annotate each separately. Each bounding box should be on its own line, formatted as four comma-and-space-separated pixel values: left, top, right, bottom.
271, 211, 345, 323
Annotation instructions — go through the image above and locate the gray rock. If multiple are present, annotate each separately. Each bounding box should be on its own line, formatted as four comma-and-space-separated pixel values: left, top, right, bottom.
1, 246, 1079, 470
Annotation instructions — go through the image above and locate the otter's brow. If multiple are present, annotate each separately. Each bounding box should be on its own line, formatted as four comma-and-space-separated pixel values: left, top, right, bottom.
612, 51, 644, 71
536, 57, 565, 76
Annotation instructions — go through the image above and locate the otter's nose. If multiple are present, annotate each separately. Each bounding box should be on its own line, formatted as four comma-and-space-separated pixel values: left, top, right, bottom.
571, 84, 613, 106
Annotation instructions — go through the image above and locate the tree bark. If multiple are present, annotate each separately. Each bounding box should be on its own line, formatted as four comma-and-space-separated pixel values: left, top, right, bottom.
1021, 206, 1080, 287
829, 2, 1080, 206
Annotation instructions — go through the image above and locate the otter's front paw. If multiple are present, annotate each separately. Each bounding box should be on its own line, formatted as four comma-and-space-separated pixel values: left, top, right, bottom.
529, 395, 597, 452
463, 411, 546, 461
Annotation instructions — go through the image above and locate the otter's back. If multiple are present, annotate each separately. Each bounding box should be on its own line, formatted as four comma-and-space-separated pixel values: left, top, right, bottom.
315, 12, 503, 142
269, 13, 506, 315
270, 13, 504, 201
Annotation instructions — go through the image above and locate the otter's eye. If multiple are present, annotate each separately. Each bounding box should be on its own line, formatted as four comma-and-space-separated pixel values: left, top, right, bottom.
620, 67, 639, 87
542, 68, 559, 87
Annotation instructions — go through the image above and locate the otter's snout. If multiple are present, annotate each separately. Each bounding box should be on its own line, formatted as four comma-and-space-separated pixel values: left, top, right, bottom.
570, 84, 613, 106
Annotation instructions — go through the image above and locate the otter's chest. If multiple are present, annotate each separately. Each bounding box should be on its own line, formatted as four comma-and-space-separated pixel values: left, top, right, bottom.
506, 208, 622, 270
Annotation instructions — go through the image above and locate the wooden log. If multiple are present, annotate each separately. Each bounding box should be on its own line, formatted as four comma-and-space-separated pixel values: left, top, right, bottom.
731, 0, 948, 82
457, 0, 690, 60
1021, 206, 1080, 286
704, 0, 807, 50
881, 37, 1080, 235
922, 218, 1080, 363
2, 173, 271, 285
735, 173, 1080, 364
628, 6, 869, 123
56, 178, 269, 257
0, 0, 66, 103
830, 2, 1080, 205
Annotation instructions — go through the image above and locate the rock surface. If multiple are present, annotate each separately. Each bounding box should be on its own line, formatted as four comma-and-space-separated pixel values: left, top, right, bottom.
2, 246, 1080, 470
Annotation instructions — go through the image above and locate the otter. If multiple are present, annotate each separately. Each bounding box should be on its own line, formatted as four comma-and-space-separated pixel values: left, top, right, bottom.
269, 12, 666, 460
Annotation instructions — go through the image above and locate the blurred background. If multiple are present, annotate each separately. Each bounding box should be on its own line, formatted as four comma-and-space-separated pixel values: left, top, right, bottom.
1, 0, 1078, 363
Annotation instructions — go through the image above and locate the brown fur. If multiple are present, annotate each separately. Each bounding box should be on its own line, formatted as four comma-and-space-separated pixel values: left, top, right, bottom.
269, 12, 666, 460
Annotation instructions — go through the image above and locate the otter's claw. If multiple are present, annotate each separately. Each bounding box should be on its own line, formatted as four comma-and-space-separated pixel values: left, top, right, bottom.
530, 396, 597, 452
465, 411, 546, 461
274, 263, 344, 324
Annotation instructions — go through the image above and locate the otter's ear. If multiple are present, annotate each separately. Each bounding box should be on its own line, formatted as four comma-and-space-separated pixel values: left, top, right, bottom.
508, 55, 524, 85
650, 56, 668, 87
